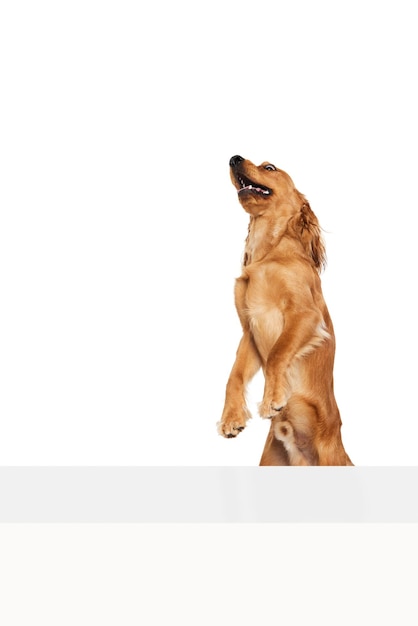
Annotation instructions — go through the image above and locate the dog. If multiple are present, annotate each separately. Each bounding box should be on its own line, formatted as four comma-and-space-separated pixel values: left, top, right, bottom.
218, 155, 352, 466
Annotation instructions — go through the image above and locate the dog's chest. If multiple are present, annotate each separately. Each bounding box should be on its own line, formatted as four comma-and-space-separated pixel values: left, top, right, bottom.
235, 268, 284, 362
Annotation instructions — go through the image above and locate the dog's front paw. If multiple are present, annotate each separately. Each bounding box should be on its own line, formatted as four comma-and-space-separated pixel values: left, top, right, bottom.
217, 406, 251, 438
259, 377, 291, 418
259, 392, 289, 419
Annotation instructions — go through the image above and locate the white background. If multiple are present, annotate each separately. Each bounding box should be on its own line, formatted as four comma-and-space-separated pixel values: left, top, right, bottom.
1, 0, 417, 465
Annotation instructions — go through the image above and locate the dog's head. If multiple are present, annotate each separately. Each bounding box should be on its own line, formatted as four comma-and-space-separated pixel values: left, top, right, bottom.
229, 155, 326, 271
229, 155, 298, 215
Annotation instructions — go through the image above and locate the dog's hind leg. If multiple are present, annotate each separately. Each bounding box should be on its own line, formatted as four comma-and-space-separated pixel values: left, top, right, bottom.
259, 421, 290, 465
263, 401, 319, 465
315, 428, 354, 466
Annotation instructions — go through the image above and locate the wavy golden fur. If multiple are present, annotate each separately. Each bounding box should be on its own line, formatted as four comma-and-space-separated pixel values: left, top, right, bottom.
218, 155, 352, 465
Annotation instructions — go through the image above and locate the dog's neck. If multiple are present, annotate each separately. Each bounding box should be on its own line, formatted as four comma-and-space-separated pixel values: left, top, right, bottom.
243, 213, 291, 266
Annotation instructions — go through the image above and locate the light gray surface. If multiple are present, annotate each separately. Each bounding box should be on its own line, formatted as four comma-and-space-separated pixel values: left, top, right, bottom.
0, 467, 417, 522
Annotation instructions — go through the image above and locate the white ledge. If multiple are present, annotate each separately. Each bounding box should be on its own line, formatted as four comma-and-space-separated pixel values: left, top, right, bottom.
0, 467, 417, 523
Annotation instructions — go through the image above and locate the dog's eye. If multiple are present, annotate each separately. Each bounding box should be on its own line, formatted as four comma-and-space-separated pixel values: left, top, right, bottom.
264, 164, 276, 171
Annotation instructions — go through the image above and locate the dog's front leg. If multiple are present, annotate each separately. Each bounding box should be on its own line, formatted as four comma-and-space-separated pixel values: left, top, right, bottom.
218, 331, 261, 438
259, 309, 321, 418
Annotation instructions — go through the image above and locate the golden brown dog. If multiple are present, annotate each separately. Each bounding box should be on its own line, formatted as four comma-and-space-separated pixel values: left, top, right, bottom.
218, 155, 352, 466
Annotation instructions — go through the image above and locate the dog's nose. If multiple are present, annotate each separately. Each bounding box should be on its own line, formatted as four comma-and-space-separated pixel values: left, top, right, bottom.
229, 155, 244, 168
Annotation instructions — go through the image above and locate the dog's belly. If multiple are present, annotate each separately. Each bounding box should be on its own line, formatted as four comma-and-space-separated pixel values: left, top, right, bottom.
247, 304, 284, 363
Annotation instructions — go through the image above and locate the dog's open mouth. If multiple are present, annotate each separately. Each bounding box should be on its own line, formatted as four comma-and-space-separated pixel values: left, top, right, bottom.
236, 174, 271, 196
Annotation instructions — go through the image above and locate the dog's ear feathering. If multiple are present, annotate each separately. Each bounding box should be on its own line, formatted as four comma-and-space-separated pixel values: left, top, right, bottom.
290, 201, 326, 272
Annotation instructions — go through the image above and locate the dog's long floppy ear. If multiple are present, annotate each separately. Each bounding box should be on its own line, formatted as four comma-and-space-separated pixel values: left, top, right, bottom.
295, 201, 327, 272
